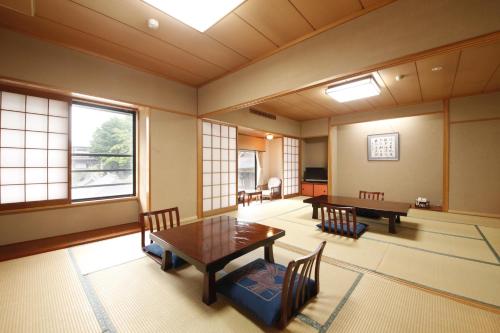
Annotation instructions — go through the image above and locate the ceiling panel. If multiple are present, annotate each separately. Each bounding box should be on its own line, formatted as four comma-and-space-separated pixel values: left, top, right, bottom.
416, 51, 460, 101
290, 0, 362, 29
378, 63, 422, 104
452, 41, 500, 96
0, 0, 32, 15
360, 0, 388, 8
72, 0, 249, 70
484, 66, 500, 93
235, 0, 314, 46
278, 93, 333, 118
35, 0, 225, 80
206, 13, 277, 59
0, 6, 205, 85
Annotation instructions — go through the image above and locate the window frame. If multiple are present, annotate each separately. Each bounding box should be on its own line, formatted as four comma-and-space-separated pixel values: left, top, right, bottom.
237, 149, 257, 191
70, 101, 137, 202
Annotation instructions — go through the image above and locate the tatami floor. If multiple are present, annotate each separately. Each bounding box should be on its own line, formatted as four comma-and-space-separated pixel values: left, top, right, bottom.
1, 197, 499, 332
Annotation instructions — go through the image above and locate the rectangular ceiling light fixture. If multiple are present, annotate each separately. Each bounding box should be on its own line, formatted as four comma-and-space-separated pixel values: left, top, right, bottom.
143, 0, 245, 32
325, 76, 381, 103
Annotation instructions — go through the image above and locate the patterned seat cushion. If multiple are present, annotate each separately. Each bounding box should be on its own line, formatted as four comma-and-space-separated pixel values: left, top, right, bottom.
316, 222, 367, 237
217, 258, 315, 326
144, 243, 187, 268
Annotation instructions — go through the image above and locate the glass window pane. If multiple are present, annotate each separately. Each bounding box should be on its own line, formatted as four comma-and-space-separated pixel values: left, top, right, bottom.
221, 196, 228, 208
221, 125, 228, 137
1, 185, 24, 203
0, 168, 24, 185
26, 131, 47, 149
212, 124, 220, 136
2, 92, 25, 111
203, 199, 211, 211
26, 168, 47, 184
1, 110, 25, 130
26, 113, 48, 132
203, 186, 211, 199
202, 161, 211, 173
238, 150, 256, 191
1, 148, 24, 167
49, 100, 68, 117
212, 197, 220, 209
229, 127, 236, 139
202, 121, 211, 135
26, 96, 48, 115
71, 103, 135, 201
1, 129, 24, 148
26, 149, 47, 167
26, 184, 47, 202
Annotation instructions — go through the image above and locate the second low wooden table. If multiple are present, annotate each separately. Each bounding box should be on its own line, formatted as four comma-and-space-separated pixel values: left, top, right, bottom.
150, 215, 285, 305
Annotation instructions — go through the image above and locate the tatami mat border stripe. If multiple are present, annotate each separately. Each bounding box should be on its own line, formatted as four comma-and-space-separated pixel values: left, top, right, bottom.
475, 225, 500, 263
275, 216, 499, 266
67, 249, 117, 333
276, 241, 500, 313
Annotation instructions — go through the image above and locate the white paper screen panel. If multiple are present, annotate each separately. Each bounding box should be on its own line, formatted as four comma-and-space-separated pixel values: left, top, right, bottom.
202, 121, 237, 212
0, 91, 69, 205
283, 137, 299, 196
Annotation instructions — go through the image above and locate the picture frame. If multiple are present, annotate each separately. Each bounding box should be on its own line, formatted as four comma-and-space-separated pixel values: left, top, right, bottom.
367, 132, 399, 161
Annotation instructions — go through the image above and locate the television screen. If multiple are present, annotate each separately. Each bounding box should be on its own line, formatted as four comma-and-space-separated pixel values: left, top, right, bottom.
304, 167, 327, 182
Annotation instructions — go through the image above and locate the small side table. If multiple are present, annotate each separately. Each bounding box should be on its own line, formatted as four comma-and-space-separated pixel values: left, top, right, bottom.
246, 191, 262, 205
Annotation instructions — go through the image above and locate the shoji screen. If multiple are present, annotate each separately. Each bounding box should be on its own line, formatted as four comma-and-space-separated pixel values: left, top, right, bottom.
0, 91, 69, 207
202, 120, 237, 214
283, 137, 299, 197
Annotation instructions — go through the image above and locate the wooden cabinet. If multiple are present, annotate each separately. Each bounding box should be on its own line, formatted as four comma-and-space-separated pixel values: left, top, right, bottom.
301, 182, 327, 197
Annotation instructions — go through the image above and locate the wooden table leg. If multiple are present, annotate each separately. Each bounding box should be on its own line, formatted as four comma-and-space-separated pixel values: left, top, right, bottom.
264, 243, 275, 263
203, 271, 217, 305
161, 250, 172, 271
312, 204, 319, 219
260, 194, 262, 203
396, 214, 401, 224
388, 214, 396, 234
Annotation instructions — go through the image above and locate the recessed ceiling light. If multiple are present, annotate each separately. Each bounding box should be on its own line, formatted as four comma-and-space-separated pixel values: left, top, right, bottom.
325, 77, 381, 103
431, 66, 443, 72
143, 0, 244, 32
147, 18, 159, 30
266, 134, 274, 141
395, 74, 405, 81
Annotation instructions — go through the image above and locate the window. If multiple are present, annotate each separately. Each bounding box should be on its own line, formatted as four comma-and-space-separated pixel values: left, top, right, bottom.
238, 150, 256, 191
0, 90, 69, 207
283, 137, 299, 196
71, 102, 135, 201
201, 120, 237, 212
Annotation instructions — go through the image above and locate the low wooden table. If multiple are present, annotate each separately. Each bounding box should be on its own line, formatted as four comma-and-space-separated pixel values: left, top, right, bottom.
150, 215, 285, 305
303, 195, 411, 234
245, 190, 262, 205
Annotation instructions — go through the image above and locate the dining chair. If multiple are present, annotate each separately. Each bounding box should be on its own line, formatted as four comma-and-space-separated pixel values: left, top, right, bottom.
237, 191, 246, 206
358, 190, 384, 219
138, 207, 186, 268
217, 241, 326, 329
319, 203, 367, 239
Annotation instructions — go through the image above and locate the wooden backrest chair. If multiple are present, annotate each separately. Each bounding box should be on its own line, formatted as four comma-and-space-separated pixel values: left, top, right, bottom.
359, 190, 385, 201
320, 204, 362, 239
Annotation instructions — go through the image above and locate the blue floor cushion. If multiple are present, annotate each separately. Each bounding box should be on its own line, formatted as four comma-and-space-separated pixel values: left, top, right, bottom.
144, 243, 187, 268
316, 222, 367, 237
217, 258, 316, 326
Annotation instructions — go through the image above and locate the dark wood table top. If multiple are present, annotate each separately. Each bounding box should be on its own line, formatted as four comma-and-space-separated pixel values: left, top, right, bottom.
150, 215, 284, 270
303, 195, 410, 214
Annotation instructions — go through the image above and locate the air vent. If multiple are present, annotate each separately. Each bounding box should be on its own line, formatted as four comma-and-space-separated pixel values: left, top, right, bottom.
249, 108, 277, 120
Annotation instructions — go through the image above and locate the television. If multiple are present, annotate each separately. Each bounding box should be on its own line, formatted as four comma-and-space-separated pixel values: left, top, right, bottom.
303, 167, 327, 183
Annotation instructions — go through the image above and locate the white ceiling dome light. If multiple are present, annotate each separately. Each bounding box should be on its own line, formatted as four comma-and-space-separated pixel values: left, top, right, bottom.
147, 18, 160, 30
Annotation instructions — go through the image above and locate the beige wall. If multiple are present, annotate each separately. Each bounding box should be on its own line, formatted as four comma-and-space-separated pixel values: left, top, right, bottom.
208, 108, 300, 137
333, 113, 443, 204
0, 199, 139, 245
0, 28, 197, 115
267, 138, 283, 183
449, 92, 500, 215
198, 0, 500, 114
301, 118, 329, 138
238, 134, 266, 152
302, 137, 328, 176
150, 110, 197, 219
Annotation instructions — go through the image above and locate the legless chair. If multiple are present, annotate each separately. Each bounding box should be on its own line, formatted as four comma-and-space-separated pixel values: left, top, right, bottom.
358, 190, 384, 219
217, 241, 326, 329
319, 204, 367, 239
258, 177, 282, 200
138, 207, 186, 268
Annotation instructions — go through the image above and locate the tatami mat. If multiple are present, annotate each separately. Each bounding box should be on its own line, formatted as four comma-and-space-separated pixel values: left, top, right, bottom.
0, 250, 101, 333
400, 215, 481, 238
377, 245, 500, 307
328, 274, 500, 333
478, 226, 500, 260
71, 233, 146, 275
408, 209, 500, 228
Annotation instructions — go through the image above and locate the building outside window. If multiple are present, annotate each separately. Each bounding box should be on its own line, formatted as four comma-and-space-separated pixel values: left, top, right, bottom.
238, 150, 256, 191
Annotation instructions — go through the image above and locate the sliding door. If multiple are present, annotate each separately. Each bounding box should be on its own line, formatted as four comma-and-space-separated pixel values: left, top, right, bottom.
201, 120, 237, 216
283, 136, 300, 197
